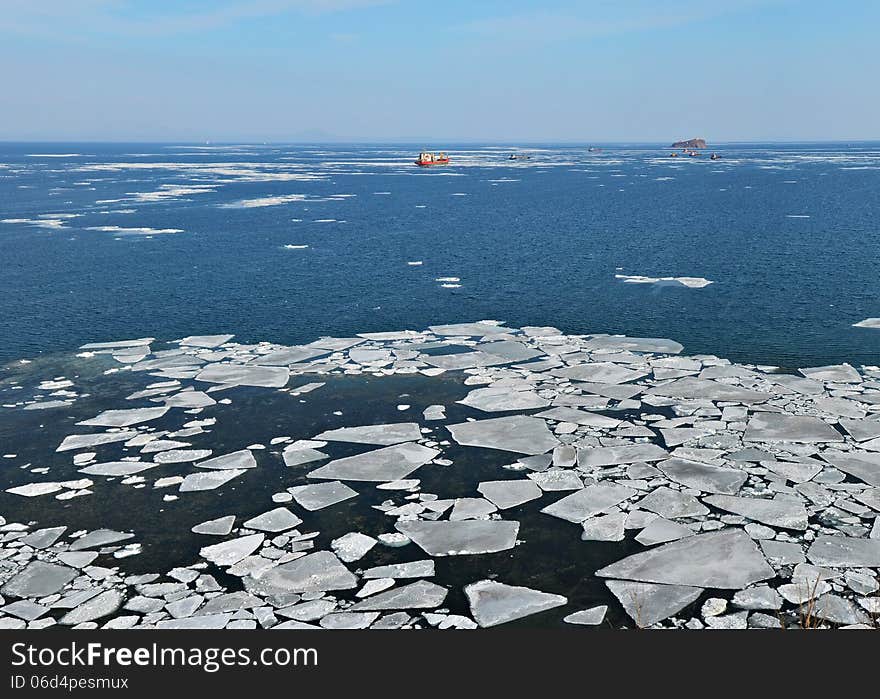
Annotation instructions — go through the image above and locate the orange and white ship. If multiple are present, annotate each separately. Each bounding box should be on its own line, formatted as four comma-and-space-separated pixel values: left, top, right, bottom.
415, 151, 450, 166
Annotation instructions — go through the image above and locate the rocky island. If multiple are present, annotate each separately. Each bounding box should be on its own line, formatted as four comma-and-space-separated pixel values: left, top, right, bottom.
671, 138, 707, 149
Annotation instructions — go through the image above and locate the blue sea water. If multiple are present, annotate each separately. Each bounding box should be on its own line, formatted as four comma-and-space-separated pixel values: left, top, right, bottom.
2, 141, 879, 367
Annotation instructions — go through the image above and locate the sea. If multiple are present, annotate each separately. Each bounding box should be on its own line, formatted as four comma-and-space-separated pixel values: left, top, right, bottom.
2, 142, 880, 629
2, 141, 880, 368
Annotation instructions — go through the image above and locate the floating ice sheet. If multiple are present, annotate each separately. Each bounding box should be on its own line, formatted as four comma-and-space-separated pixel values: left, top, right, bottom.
395, 520, 519, 556
78, 407, 169, 427
465, 580, 566, 627
195, 364, 290, 388
307, 443, 438, 482
289, 481, 357, 510
314, 423, 422, 445
597, 529, 774, 589
447, 415, 559, 455
743, 413, 843, 443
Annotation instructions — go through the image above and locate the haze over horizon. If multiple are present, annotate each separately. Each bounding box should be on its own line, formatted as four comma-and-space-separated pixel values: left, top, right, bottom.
1, 0, 877, 143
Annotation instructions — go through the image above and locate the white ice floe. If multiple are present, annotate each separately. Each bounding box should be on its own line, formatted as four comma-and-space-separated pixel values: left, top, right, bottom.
85, 226, 184, 235
615, 274, 714, 288
221, 193, 307, 208
853, 318, 880, 329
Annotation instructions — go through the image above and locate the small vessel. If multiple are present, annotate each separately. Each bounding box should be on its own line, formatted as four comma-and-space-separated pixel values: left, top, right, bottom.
509, 153, 531, 160
710, 153, 721, 160
588, 147, 602, 153
415, 151, 449, 166
669, 152, 678, 158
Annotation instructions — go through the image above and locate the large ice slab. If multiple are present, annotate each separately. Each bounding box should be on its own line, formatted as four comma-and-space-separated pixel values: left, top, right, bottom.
314, 423, 422, 445
465, 580, 566, 627
242, 508, 303, 532
246, 552, 357, 594
800, 364, 862, 383
536, 406, 620, 428
179, 334, 234, 348
2, 561, 77, 598
57, 431, 135, 452
179, 468, 247, 492
79, 461, 158, 476
421, 351, 509, 370
250, 346, 329, 366
78, 407, 168, 427
192, 515, 236, 536
349, 580, 447, 611
646, 378, 770, 404
577, 443, 668, 468
395, 520, 519, 556
477, 480, 543, 509
703, 494, 808, 530
606, 580, 701, 627
743, 413, 844, 443
475, 340, 545, 362
839, 418, 880, 443
596, 529, 774, 588
820, 451, 880, 486
307, 442, 439, 482
447, 415, 559, 455
458, 387, 550, 412
59, 590, 124, 625
428, 322, 510, 336
196, 449, 257, 470
200, 533, 265, 566
553, 362, 648, 385
289, 481, 357, 510
658, 458, 747, 495
581, 336, 684, 354
541, 484, 636, 524
80, 338, 154, 350
195, 364, 289, 388
806, 536, 880, 567
636, 487, 708, 519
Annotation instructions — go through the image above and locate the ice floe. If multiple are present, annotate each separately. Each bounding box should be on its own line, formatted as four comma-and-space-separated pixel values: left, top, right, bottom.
3, 320, 880, 630
615, 274, 714, 288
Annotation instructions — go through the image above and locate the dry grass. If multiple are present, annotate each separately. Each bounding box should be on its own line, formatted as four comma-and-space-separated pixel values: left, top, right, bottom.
797, 575, 824, 629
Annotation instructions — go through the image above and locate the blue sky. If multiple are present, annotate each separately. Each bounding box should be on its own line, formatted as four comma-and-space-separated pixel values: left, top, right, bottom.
1, 0, 877, 142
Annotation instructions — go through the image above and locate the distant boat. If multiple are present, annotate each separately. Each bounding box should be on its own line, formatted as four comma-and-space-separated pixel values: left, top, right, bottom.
588, 147, 602, 153
710, 153, 721, 160
415, 151, 449, 166
508, 153, 531, 160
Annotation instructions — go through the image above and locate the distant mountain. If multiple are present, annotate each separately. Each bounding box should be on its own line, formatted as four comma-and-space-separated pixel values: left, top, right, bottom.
671, 138, 707, 149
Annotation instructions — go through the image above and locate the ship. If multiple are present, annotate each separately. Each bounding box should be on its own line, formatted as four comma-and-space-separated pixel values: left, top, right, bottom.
508, 153, 531, 160
415, 151, 450, 166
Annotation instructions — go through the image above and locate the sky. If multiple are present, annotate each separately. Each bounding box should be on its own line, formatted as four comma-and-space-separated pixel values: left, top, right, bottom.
0, 0, 878, 142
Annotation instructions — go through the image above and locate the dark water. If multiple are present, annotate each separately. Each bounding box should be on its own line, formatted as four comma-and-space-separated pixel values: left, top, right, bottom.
2, 142, 880, 368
